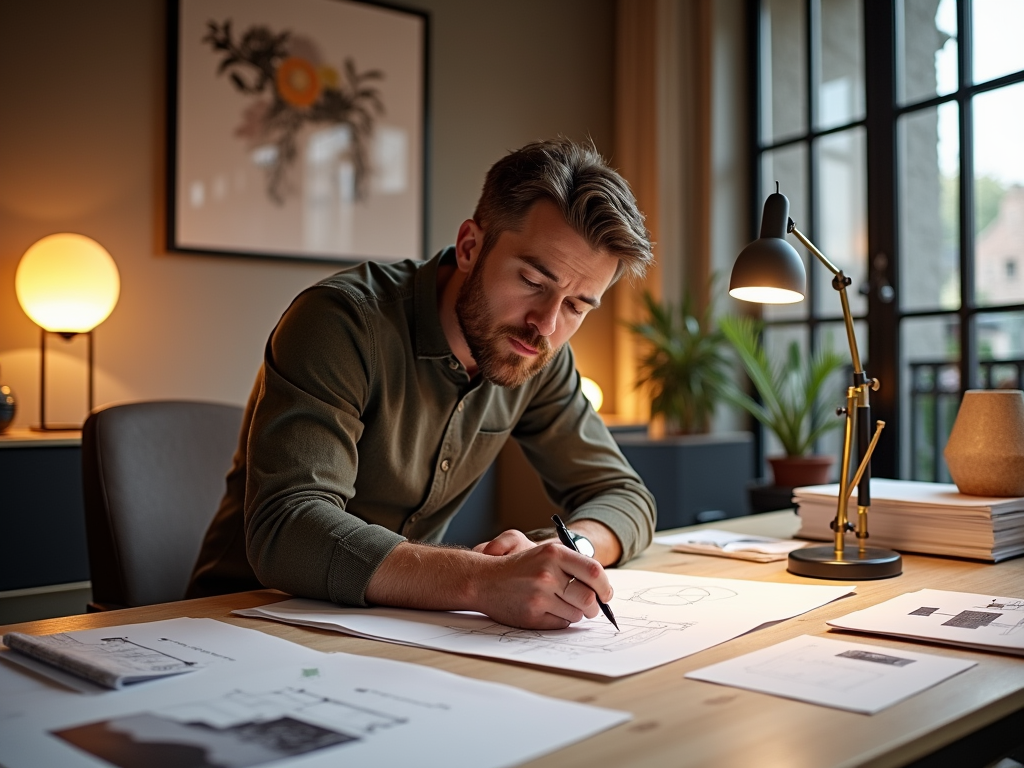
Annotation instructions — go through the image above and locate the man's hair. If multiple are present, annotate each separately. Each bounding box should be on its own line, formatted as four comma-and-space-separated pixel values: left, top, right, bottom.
472, 138, 653, 282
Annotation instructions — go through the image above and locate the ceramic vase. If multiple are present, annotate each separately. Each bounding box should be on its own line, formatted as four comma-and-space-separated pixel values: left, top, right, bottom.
944, 389, 1024, 496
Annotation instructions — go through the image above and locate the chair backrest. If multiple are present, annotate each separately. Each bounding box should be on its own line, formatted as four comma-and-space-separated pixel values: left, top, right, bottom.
82, 400, 244, 608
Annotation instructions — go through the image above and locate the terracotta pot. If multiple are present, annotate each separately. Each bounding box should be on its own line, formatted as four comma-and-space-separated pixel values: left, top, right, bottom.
768, 455, 834, 487
944, 389, 1024, 496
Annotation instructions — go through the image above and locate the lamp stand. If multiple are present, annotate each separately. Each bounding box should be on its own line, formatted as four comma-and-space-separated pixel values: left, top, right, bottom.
785, 224, 901, 580
32, 328, 94, 432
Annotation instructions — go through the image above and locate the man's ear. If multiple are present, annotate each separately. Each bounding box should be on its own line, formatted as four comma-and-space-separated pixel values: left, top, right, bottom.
454, 219, 484, 274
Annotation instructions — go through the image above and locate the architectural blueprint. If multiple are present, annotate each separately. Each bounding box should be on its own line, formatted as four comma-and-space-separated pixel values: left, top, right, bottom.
236, 569, 855, 677
828, 588, 1024, 655
0, 649, 629, 768
686, 634, 976, 714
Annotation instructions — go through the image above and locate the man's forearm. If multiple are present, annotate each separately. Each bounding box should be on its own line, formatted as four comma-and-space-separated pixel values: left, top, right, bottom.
363, 542, 484, 611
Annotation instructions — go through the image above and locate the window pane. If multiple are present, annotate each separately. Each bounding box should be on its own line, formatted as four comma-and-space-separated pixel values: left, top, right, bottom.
762, 143, 810, 320
978, 311, 1024, 366
900, 315, 959, 481
816, 128, 867, 316
762, 0, 808, 142
899, 102, 960, 312
973, 0, 1024, 84
898, 0, 958, 105
973, 83, 1024, 307
817, 0, 865, 129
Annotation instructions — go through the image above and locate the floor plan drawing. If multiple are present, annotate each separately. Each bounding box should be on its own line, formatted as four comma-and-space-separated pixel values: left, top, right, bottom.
433, 616, 696, 660
235, 570, 855, 677
907, 597, 1024, 635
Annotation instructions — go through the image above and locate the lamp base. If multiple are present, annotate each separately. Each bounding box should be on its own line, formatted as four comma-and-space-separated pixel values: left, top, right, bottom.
788, 545, 902, 580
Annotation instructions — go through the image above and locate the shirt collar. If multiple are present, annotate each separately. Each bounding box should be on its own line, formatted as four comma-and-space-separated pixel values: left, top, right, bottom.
414, 247, 458, 359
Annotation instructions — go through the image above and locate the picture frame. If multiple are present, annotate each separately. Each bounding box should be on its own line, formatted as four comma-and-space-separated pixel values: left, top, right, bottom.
167, 0, 428, 264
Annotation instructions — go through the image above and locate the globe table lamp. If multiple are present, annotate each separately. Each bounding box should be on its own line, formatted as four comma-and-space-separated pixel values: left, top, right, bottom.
15, 233, 120, 431
729, 187, 901, 579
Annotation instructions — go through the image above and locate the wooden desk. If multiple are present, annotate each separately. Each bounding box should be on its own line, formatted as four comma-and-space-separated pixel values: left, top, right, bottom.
3, 512, 1023, 768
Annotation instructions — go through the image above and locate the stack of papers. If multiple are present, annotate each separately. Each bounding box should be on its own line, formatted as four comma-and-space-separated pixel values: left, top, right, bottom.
655, 529, 810, 562
828, 588, 1024, 656
794, 479, 1024, 561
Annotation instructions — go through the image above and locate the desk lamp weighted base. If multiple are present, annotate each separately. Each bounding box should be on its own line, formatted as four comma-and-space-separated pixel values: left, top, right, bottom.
788, 545, 902, 580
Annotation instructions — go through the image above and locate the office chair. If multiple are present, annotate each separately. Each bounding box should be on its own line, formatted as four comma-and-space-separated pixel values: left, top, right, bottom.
81, 400, 244, 610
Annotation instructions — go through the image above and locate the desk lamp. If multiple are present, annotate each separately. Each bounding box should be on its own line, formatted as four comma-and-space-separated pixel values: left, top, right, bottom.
15, 233, 120, 431
730, 187, 901, 579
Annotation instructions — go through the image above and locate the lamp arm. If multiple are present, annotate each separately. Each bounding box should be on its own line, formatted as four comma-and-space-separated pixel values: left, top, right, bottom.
788, 223, 865, 377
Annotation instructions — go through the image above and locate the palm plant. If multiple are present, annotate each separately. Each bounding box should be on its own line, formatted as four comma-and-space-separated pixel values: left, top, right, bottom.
719, 315, 846, 456
626, 289, 732, 435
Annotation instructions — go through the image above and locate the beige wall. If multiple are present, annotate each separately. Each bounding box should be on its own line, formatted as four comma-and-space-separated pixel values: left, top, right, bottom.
0, 0, 616, 428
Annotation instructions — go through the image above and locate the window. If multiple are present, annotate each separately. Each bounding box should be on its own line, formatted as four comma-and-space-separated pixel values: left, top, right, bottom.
751, 0, 1024, 480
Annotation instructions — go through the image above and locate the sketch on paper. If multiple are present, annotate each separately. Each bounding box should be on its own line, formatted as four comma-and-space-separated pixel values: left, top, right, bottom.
234, 572, 855, 677
54, 686, 414, 767
434, 617, 696, 660
628, 585, 737, 606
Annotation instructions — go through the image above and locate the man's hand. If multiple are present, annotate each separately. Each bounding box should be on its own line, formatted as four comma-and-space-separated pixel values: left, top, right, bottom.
365, 539, 615, 630
470, 542, 613, 629
472, 529, 536, 556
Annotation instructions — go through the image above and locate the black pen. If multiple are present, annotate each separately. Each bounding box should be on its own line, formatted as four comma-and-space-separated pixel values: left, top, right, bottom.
551, 515, 619, 631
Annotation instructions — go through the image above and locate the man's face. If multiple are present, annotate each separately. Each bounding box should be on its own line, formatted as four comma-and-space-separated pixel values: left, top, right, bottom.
455, 200, 619, 388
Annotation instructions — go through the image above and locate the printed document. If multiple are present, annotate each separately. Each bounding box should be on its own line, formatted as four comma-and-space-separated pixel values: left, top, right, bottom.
686, 634, 975, 714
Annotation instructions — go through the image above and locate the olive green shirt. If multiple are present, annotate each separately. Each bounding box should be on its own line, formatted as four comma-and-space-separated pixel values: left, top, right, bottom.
187, 248, 656, 605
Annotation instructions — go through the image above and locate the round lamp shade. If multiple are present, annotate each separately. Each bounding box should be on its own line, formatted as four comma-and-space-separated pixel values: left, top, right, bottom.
728, 236, 806, 304
16, 234, 120, 333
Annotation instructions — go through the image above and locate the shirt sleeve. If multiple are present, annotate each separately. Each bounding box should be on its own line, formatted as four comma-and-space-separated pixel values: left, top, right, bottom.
513, 345, 657, 564
243, 286, 406, 607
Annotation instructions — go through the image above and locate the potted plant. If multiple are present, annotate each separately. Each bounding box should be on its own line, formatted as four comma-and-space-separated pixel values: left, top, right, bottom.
620, 289, 754, 528
625, 289, 732, 435
719, 315, 846, 488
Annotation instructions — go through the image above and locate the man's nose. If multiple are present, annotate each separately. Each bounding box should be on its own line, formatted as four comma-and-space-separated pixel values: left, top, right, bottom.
527, 295, 560, 337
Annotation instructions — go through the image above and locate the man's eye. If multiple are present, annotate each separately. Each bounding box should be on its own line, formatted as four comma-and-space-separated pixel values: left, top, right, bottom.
565, 301, 584, 317
521, 276, 541, 289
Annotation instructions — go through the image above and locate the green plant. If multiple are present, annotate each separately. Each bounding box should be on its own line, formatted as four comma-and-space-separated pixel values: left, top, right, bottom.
625, 288, 732, 434
719, 315, 846, 456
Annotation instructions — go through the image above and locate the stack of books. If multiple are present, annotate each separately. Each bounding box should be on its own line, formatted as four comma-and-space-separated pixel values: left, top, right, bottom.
793, 478, 1024, 562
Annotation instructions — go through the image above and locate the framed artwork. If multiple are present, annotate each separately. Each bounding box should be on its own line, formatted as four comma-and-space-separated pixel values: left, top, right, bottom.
167, 0, 427, 263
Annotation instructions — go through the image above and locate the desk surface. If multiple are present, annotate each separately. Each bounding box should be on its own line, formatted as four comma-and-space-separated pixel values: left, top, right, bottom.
3, 512, 1023, 768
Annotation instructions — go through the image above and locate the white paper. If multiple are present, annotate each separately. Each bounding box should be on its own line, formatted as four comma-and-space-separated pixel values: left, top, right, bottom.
0, 651, 630, 768
0, 618, 326, 722
686, 634, 976, 714
236, 569, 855, 677
827, 589, 1024, 655
656, 529, 809, 554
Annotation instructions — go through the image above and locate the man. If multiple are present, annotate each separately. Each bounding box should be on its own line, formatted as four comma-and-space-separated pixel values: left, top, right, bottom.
188, 138, 656, 630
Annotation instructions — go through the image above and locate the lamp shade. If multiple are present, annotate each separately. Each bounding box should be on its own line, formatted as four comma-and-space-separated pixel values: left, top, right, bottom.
15, 234, 120, 333
729, 192, 806, 304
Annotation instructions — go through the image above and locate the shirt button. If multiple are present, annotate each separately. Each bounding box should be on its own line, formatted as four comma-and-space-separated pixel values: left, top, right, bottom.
440, 459, 451, 472
448, 359, 459, 370
457, 401, 464, 412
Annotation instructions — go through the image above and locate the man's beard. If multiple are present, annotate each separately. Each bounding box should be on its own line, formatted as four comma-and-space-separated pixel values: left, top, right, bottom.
455, 261, 557, 388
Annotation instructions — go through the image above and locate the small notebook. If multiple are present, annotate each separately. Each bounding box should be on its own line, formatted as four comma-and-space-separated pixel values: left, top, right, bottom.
2, 631, 201, 690
655, 529, 809, 562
